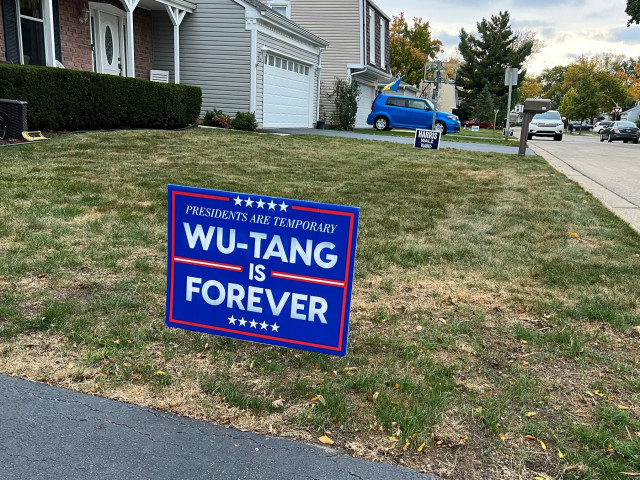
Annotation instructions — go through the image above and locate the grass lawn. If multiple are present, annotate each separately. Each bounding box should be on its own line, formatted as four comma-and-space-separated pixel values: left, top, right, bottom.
353, 127, 520, 147
1, 128, 639, 480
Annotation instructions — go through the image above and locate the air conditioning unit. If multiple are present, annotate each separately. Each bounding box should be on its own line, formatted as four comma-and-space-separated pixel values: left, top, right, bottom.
0, 99, 28, 139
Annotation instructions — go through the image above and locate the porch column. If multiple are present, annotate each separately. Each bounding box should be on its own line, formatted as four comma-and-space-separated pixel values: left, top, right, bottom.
42, 0, 56, 66
165, 6, 186, 84
121, 0, 140, 77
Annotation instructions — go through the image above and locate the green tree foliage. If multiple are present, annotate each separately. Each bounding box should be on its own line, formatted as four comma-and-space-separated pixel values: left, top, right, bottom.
457, 11, 533, 113
540, 65, 567, 99
389, 13, 442, 87
332, 78, 360, 130
473, 84, 495, 122
559, 75, 600, 131
518, 76, 543, 101
626, 0, 640, 25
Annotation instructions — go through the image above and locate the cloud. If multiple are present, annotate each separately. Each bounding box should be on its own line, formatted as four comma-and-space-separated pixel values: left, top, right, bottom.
598, 26, 640, 44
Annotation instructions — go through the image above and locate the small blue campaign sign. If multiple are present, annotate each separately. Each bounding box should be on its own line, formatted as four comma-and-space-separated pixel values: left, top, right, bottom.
414, 129, 441, 150
166, 185, 360, 356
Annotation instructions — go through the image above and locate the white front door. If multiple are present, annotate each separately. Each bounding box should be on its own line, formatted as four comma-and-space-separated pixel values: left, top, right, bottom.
98, 12, 121, 75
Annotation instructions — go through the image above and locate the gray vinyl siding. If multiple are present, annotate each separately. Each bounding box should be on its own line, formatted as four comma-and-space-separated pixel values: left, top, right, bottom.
151, 13, 175, 83
152, 0, 252, 117
256, 29, 320, 123
288, 0, 361, 120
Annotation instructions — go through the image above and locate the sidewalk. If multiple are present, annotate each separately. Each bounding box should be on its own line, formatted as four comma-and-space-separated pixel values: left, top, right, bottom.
0, 374, 444, 480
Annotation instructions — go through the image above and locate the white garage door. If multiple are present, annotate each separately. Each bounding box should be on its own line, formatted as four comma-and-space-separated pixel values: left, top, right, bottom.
355, 83, 375, 128
263, 54, 312, 128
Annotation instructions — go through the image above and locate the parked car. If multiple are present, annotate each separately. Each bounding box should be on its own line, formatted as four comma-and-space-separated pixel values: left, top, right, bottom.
599, 121, 639, 143
464, 119, 494, 129
568, 120, 593, 132
527, 110, 564, 141
367, 95, 461, 134
593, 121, 613, 133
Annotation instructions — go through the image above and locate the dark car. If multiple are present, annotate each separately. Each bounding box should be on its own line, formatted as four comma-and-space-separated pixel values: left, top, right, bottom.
366, 95, 461, 134
464, 119, 494, 129
568, 121, 593, 132
599, 121, 639, 143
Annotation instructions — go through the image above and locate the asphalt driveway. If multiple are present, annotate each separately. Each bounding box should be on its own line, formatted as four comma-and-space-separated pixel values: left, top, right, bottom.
530, 132, 640, 233
261, 128, 535, 155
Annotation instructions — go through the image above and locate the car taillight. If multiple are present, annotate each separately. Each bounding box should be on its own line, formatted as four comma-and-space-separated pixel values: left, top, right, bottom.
614, 128, 620, 132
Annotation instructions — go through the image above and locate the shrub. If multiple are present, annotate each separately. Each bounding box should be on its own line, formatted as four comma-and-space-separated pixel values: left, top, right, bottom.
332, 78, 360, 131
232, 112, 257, 131
203, 110, 232, 128
0, 63, 202, 131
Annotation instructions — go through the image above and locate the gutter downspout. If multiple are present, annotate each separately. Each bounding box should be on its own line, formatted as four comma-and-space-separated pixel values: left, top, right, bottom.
316, 46, 326, 122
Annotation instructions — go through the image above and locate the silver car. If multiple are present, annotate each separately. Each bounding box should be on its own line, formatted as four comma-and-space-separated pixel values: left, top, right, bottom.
528, 110, 564, 141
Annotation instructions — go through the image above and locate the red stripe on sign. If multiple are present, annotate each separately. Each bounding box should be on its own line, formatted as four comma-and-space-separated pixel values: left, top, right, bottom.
271, 271, 345, 287
174, 256, 243, 272
168, 318, 341, 351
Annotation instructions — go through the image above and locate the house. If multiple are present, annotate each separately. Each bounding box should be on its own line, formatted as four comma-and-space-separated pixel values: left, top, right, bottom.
259, 0, 392, 128
377, 80, 420, 97
0, 0, 327, 128
621, 104, 640, 123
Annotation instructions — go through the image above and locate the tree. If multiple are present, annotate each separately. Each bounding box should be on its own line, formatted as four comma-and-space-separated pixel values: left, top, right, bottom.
473, 84, 495, 122
518, 76, 543, 101
540, 65, 567, 99
559, 75, 600, 133
457, 11, 533, 113
389, 14, 442, 87
627, 0, 640, 25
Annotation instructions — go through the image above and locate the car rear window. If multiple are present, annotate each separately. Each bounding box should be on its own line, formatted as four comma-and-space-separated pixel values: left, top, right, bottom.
617, 121, 636, 128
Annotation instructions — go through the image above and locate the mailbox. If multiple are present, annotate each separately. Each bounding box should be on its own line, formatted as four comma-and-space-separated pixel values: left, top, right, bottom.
523, 98, 550, 114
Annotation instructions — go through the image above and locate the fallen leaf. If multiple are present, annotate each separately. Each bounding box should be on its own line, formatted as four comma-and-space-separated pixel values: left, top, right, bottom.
37, 273, 46, 279
540, 440, 546, 450
618, 405, 630, 410
170, 401, 183, 408
499, 433, 508, 441
558, 450, 564, 458
272, 398, 284, 408
318, 435, 334, 445
459, 436, 467, 445
569, 232, 579, 238
526, 411, 537, 417
389, 436, 399, 442
316, 394, 326, 405
415, 325, 423, 332
521, 340, 528, 344
67, 363, 74, 369
204, 342, 210, 350
524, 434, 537, 440
372, 391, 379, 401
155, 370, 166, 375
417, 442, 425, 452
114, 339, 120, 344
403, 438, 410, 451
593, 390, 605, 397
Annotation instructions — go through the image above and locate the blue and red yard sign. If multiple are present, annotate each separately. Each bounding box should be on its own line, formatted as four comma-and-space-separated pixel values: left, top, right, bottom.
166, 185, 360, 356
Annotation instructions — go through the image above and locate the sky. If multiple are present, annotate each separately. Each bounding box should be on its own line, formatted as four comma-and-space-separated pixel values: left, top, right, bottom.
373, 0, 640, 75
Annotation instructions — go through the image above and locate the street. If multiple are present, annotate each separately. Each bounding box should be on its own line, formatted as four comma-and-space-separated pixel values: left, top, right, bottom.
530, 131, 640, 233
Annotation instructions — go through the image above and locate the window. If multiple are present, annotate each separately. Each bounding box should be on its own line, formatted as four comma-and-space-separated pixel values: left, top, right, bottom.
369, 8, 375, 64
18, 0, 46, 65
267, 1, 290, 18
385, 97, 406, 107
380, 18, 385, 69
266, 54, 310, 76
408, 99, 427, 110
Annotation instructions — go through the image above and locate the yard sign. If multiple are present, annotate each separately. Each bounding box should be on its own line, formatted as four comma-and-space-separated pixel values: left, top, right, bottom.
166, 185, 360, 356
414, 129, 441, 150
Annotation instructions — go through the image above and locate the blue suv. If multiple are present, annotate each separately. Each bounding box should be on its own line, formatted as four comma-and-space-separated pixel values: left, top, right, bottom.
366, 95, 460, 134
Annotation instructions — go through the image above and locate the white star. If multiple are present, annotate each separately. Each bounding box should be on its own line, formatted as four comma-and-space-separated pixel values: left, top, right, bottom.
256, 198, 265, 209
279, 201, 288, 212
238, 317, 247, 327
245, 197, 254, 207
267, 200, 277, 210
249, 319, 258, 328
271, 323, 280, 333
234, 196, 243, 206
260, 321, 268, 330
228, 315, 237, 325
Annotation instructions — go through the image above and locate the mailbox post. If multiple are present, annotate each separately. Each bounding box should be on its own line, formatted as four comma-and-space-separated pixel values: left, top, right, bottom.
518, 98, 551, 156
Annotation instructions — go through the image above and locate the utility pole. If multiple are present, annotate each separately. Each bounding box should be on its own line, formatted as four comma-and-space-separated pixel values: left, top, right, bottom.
431, 61, 441, 131
504, 67, 518, 140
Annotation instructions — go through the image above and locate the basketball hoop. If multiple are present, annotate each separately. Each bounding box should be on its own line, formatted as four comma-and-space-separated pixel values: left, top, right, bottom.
424, 61, 459, 84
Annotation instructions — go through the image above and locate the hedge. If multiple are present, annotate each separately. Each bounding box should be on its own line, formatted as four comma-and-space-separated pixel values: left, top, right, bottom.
0, 63, 202, 131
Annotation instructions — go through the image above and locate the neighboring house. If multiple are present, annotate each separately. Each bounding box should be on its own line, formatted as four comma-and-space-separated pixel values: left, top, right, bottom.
0, 0, 327, 128
621, 104, 640, 123
376, 80, 420, 97
260, 0, 392, 128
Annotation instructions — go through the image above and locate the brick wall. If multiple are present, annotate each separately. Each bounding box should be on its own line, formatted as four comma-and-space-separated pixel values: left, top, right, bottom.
0, 3, 5, 62
59, 0, 93, 70
1, 0, 153, 77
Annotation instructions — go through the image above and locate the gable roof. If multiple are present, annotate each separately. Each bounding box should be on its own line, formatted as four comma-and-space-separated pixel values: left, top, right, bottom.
237, 0, 328, 47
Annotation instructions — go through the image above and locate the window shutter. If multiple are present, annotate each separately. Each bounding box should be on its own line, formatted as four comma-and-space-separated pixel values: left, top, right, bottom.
2, 0, 20, 63
52, 0, 62, 61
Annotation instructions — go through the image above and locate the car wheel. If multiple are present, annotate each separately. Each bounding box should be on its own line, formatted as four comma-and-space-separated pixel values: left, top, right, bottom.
608, 133, 613, 143
434, 121, 446, 134
588, 127, 593, 132
600, 135, 605, 142
553, 134, 562, 141
623, 140, 628, 143
634, 139, 639, 144
527, 133, 533, 140
374, 116, 389, 131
